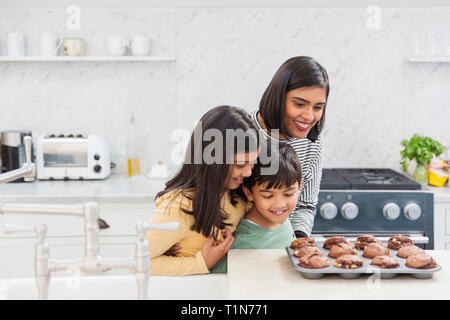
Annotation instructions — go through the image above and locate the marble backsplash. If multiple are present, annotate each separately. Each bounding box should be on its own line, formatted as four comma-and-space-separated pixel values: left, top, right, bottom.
1, 7, 450, 174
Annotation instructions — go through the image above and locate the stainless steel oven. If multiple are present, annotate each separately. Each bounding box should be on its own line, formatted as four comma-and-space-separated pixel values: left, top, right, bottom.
312, 169, 434, 249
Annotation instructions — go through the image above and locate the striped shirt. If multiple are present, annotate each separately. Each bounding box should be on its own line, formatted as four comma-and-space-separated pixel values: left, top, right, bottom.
251, 111, 324, 237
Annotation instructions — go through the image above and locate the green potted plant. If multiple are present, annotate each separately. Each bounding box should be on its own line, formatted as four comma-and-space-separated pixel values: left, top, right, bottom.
400, 133, 444, 186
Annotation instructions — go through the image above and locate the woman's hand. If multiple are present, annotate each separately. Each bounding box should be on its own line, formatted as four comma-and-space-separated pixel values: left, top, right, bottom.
201, 227, 235, 269
163, 243, 180, 256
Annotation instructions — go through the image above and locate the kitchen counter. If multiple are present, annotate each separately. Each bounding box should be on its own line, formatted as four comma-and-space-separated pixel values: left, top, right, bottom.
227, 249, 450, 299
0, 175, 447, 203
426, 185, 450, 201
0, 175, 166, 202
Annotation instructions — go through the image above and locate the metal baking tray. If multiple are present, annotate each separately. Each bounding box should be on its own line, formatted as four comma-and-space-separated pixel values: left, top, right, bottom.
286, 239, 441, 279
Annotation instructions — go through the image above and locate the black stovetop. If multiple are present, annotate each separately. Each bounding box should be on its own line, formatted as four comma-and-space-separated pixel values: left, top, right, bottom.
320, 168, 422, 190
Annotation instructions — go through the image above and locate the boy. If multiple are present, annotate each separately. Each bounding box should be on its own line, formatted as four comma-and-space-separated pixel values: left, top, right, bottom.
210, 143, 302, 273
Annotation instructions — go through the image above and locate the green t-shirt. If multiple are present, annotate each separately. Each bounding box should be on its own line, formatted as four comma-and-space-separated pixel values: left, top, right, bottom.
210, 218, 295, 273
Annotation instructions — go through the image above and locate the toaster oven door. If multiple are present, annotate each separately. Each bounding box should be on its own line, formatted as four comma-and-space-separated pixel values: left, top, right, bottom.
43, 140, 88, 168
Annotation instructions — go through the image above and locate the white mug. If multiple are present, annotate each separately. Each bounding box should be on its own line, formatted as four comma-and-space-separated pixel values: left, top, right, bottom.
107, 35, 127, 56
63, 37, 85, 56
40, 33, 62, 56
7, 33, 26, 57
127, 36, 150, 56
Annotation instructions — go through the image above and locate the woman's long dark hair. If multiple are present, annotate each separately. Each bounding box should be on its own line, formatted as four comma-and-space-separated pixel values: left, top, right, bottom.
157, 106, 259, 239
259, 56, 330, 142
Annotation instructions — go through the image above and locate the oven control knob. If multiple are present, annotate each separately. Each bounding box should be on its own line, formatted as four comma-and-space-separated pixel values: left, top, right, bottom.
404, 203, 422, 221
383, 203, 401, 220
341, 202, 359, 220
320, 202, 338, 220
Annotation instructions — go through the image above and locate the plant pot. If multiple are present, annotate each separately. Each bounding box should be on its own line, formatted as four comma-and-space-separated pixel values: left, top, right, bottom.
413, 163, 428, 187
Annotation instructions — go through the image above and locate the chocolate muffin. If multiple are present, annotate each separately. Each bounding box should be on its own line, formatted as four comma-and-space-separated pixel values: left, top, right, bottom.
354, 234, 380, 250
387, 234, 414, 250
406, 253, 437, 269
323, 236, 350, 250
298, 253, 330, 269
294, 246, 321, 258
328, 243, 357, 258
371, 256, 400, 269
333, 254, 364, 269
363, 242, 390, 259
291, 238, 316, 249
397, 245, 425, 258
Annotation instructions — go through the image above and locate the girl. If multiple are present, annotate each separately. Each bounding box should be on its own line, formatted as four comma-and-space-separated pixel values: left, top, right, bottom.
145, 105, 259, 276
252, 56, 330, 239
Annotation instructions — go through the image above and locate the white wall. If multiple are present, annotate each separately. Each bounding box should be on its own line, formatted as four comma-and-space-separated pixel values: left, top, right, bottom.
1, 6, 450, 173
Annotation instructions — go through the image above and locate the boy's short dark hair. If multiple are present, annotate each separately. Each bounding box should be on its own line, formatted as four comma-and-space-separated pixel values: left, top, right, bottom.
243, 142, 302, 191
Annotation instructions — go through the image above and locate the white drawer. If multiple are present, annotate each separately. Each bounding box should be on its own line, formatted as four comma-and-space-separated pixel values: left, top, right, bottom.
0, 202, 155, 238
445, 208, 450, 236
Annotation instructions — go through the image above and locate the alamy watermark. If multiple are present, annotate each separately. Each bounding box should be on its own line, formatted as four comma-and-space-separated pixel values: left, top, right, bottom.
66, 5, 81, 30
170, 122, 281, 175
366, 5, 382, 30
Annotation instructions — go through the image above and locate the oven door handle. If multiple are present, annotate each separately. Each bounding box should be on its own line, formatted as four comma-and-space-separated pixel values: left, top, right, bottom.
312, 235, 429, 244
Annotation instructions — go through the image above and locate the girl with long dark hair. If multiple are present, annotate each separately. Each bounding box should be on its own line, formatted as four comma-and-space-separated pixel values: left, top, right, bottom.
252, 56, 330, 239
145, 105, 259, 276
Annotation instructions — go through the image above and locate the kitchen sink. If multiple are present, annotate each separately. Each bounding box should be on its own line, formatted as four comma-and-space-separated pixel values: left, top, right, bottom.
0, 274, 227, 300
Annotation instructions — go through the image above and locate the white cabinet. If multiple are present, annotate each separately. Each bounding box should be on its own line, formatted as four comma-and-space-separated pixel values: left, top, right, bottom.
0, 200, 155, 279
433, 193, 450, 250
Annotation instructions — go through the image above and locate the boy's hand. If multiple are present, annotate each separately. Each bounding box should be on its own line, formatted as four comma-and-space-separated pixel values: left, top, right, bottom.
201, 227, 234, 269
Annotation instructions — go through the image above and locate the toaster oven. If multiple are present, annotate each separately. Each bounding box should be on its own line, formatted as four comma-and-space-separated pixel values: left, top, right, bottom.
36, 134, 111, 180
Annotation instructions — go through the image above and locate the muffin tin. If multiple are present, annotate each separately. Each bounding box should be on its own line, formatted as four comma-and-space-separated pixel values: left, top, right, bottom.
286, 239, 441, 279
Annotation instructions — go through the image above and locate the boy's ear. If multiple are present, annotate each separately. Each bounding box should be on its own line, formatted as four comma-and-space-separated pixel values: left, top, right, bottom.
242, 185, 254, 202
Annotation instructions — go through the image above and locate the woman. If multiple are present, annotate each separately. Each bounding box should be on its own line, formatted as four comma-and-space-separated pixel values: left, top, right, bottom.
252, 56, 330, 238
145, 105, 259, 276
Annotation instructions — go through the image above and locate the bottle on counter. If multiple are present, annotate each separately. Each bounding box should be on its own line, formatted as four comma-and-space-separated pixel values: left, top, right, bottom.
126, 112, 141, 178
148, 160, 169, 178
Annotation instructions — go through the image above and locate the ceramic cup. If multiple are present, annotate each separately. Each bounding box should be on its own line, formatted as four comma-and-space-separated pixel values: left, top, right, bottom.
40, 33, 62, 56
63, 37, 85, 56
107, 35, 127, 56
127, 35, 150, 56
7, 33, 26, 56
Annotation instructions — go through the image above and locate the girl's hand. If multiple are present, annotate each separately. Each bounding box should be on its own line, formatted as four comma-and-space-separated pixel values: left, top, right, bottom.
163, 243, 180, 256
201, 227, 234, 270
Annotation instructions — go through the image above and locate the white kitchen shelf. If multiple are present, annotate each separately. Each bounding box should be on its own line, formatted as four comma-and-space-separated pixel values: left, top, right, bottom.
0, 56, 176, 62
407, 56, 450, 63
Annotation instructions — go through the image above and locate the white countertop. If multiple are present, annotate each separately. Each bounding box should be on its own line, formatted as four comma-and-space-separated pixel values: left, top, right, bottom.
0, 175, 165, 202
0, 174, 448, 202
227, 249, 450, 300
426, 185, 450, 201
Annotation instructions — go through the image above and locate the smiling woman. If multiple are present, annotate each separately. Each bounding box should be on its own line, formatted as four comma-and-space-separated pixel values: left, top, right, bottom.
253, 56, 330, 239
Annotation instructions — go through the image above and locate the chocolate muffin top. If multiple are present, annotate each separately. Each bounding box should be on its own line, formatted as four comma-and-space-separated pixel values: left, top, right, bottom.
328, 243, 357, 258
363, 242, 390, 259
406, 253, 437, 269
291, 237, 316, 249
294, 246, 321, 258
323, 236, 350, 250
388, 234, 414, 250
371, 256, 400, 269
354, 234, 380, 250
298, 253, 330, 269
334, 254, 364, 269
397, 245, 425, 258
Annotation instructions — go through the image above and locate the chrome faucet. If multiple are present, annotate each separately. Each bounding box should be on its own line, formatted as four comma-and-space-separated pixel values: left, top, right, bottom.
0, 135, 36, 183
1, 202, 179, 299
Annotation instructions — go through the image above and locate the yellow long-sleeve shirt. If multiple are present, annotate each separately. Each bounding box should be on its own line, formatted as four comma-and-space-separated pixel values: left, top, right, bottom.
145, 188, 249, 276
